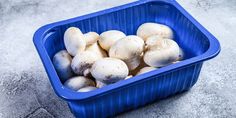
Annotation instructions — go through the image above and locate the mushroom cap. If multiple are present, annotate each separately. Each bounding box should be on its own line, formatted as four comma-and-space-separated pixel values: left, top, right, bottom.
77, 86, 97, 92
71, 51, 99, 76
109, 35, 144, 70
137, 23, 173, 41
109, 35, 144, 60
136, 67, 157, 75
98, 30, 126, 51
144, 39, 180, 67
64, 27, 86, 56
91, 58, 129, 83
64, 76, 95, 91
86, 42, 108, 59
53, 50, 73, 82
84, 32, 99, 46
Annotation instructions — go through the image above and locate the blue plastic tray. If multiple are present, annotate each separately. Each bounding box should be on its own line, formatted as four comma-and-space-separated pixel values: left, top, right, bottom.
33, 0, 220, 117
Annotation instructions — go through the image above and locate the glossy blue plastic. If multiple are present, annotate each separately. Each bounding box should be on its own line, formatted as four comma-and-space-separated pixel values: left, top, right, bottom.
33, 0, 220, 117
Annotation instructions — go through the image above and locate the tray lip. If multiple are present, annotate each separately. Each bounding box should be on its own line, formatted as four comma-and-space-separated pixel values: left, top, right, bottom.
33, 0, 221, 101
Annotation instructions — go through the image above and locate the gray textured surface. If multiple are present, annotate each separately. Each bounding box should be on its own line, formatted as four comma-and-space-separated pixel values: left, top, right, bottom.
0, 0, 235, 118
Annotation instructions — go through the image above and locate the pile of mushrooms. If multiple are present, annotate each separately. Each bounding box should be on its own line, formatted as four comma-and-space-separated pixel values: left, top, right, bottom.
53, 22, 184, 92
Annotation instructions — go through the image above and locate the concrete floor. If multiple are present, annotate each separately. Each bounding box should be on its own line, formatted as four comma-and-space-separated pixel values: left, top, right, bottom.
0, 0, 235, 117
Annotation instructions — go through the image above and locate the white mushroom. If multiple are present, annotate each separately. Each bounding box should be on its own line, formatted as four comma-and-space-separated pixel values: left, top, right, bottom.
109, 35, 144, 70
91, 58, 129, 84
125, 75, 133, 80
144, 38, 180, 67
71, 51, 99, 76
83, 32, 99, 46
64, 27, 86, 56
86, 42, 107, 59
137, 23, 173, 41
98, 30, 126, 51
96, 80, 108, 88
146, 35, 184, 61
64, 76, 95, 91
77, 86, 97, 92
136, 67, 157, 75
53, 50, 74, 82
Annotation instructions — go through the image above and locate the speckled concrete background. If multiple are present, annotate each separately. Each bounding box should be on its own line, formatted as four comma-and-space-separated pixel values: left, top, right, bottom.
0, 0, 235, 118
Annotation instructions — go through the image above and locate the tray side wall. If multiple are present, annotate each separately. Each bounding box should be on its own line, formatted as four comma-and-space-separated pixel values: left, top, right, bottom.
68, 62, 203, 118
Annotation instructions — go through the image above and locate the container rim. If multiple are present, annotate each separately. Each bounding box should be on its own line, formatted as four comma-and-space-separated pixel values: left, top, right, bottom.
33, 0, 220, 101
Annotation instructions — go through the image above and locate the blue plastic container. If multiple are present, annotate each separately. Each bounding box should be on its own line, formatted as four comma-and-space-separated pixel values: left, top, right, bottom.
33, 0, 220, 117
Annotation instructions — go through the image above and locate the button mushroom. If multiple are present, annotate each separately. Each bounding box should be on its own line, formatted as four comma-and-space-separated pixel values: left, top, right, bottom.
144, 38, 180, 67
91, 58, 129, 84
136, 67, 157, 75
64, 27, 86, 56
77, 86, 97, 92
64, 76, 95, 91
86, 42, 108, 59
146, 35, 184, 61
98, 30, 126, 51
137, 23, 173, 41
83, 32, 99, 46
109, 35, 144, 70
53, 50, 74, 82
71, 51, 99, 76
